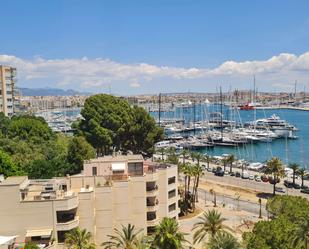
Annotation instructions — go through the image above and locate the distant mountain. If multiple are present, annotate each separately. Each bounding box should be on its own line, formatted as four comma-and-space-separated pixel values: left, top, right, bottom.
19, 87, 92, 96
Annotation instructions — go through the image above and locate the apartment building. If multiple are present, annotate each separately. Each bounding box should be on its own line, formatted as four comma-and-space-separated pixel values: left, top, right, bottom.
0, 66, 18, 116
0, 154, 179, 248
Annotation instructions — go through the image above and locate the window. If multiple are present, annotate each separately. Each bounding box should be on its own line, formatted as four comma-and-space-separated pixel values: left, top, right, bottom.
128, 162, 143, 175
92, 167, 97, 176
168, 203, 176, 212
168, 189, 176, 199
147, 226, 156, 234
168, 176, 176, 185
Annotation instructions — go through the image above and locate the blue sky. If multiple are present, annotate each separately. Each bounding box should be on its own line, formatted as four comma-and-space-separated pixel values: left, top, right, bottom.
1, 0, 309, 94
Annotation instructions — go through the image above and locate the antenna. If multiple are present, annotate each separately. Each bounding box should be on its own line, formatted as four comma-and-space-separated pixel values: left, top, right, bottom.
294, 80, 297, 101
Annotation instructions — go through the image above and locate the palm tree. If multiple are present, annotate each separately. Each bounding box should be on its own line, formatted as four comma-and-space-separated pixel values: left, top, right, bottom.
290, 217, 309, 249
157, 147, 165, 161
180, 149, 189, 165
227, 154, 236, 173
221, 157, 228, 172
297, 168, 308, 188
65, 228, 95, 249
289, 162, 299, 185
265, 157, 285, 195
192, 164, 204, 205
192, 209, 230, 244
101, 224, 142, 249
204, 154, 212, 169
207, 231, 241, 249
152, 217, 188, 249
135, 236, 152, 249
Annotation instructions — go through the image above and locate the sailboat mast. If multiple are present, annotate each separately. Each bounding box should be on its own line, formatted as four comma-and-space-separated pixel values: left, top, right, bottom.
193, 99, 196, 135
294, 80, 297, 102
158, 93, 161, 127
220, 87, 223, 140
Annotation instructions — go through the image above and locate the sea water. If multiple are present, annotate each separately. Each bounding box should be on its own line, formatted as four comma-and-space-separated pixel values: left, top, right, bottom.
151, 104, 309, 169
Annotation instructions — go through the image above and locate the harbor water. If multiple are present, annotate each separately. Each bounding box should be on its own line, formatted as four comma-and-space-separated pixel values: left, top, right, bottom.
150, 104, 309, 169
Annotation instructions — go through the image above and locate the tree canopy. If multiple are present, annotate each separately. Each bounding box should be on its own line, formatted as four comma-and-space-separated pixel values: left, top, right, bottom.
0, 114, 95, 178
243, 195, 309, 249
77, 94, 163, 157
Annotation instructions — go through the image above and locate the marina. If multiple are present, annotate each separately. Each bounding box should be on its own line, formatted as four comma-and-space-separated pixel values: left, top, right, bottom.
151, 103, 309, 168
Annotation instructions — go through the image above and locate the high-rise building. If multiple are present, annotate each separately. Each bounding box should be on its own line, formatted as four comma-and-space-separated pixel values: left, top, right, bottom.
0, 154, 179, 248
0, 65, 18, 116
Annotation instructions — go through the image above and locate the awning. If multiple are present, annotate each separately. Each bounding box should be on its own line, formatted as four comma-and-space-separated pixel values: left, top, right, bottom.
111, 163, 125, 171
26, 229, 52, 238
0, 236, 17, 245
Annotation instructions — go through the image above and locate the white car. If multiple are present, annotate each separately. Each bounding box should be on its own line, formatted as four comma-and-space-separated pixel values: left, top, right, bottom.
255, 176, 261, 182
249, 175, 254, 180
242, 171, 249, 179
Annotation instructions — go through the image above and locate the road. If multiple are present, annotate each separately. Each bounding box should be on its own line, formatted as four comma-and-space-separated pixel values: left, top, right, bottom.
196, 188, 268, 217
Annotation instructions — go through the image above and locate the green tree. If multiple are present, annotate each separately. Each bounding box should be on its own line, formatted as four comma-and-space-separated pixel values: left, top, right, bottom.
101, 224, 142, 249
78, 94, 163, 157
152, 217, 188, 249
166, 147, 179, 165
0, 149, 21, 177
226, 154, 236, 173
243, 216, 295, 249
180, 149, 189, 165
289, 163, 299, 185
65, 228, 95, 249
243, 195, 309, 249
24, 242, 40, 249
265, 157, 285, 195
8, 115, 53, 142
207, 232, 240, 249
290, 217, 309, 249
129, 106, 163, 157
192, 210, 230, 244
67, 136, 96, 173
204, 154, 212, 169
297, 168, 308, 188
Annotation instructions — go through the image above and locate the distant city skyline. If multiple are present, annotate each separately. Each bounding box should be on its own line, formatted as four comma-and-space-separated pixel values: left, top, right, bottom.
1, 0, 309, 94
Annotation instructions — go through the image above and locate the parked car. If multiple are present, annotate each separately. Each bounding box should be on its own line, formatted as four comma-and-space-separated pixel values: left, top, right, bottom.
235, 172, 241, 178
275, 187, 286, 193
261, 175, 269, 182
215, 170, 224, 177
284, 180, 293, 188
212, 167, 217, 173
255, 175, 261, 182
301, 185, 308, 189
224, 171, 229, 175
300, 188, 309, 194
229, 172, 235, 176
249, 175, 254, 180
293, 183, 301, 189
242, 171, 249, 179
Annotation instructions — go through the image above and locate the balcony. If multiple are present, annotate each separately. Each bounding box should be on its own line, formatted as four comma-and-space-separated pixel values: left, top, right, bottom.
54, 194, 78, 211
147, 197, 159, 211
145, 171, 159, 182
146, 184, 158, 197
56, 216, 79, 231
147, 212, 159, 226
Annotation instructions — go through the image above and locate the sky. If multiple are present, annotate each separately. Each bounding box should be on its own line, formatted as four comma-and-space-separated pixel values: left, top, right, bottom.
1, 0, 309, 95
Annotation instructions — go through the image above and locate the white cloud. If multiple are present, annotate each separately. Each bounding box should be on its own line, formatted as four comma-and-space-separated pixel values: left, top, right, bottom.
129, 80, 141, 88
1, 52, 309, 92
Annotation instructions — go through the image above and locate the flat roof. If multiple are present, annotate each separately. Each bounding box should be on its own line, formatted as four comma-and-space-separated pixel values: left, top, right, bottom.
85, 154, 143, 164
0, 176, 28, 186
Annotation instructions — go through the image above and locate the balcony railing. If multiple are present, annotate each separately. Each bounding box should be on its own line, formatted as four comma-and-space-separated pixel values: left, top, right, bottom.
56, 216, 79, 231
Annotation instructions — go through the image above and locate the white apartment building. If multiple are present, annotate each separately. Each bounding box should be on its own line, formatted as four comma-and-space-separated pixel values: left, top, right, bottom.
0, 154, 179, 248
0, 66, 17, 117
